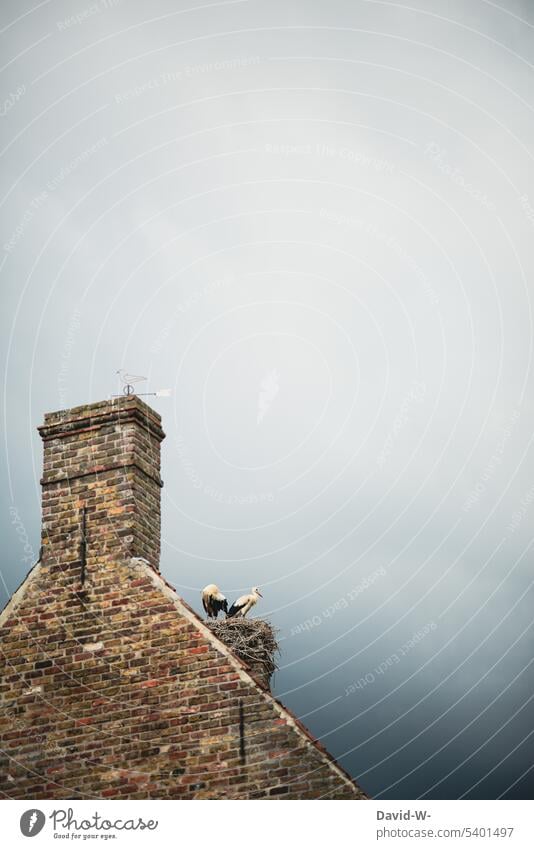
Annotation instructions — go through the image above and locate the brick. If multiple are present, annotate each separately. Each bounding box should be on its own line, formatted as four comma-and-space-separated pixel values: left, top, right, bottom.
0, 397, 367, 802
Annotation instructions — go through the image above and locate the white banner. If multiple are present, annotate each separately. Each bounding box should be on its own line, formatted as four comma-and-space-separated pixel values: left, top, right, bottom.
2, 800, 531, 848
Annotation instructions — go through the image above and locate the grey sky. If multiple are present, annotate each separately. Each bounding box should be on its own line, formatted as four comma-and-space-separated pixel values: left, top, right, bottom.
1, 0, 534, 799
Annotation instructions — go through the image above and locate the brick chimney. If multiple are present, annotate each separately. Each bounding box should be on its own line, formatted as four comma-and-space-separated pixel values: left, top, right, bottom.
38, 397, 165, 574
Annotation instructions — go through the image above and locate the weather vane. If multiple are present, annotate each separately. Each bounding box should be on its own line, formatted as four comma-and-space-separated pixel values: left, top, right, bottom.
113, 370, 171, 398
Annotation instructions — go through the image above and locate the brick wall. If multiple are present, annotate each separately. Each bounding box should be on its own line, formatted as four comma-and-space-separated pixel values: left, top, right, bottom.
38, 398, 165, 570
0, 397, 367, 800
0, 559, 366, 799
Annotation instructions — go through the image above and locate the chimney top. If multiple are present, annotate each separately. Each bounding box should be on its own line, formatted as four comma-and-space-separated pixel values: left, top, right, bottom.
39, 395, 165, 572
39, 395, 164, 437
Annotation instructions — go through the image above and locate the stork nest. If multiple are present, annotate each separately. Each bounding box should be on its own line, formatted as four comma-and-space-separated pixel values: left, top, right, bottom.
207, 618, 279, 681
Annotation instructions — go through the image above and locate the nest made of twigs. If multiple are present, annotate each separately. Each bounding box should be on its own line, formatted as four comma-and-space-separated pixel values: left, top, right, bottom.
207, 618, 279, 682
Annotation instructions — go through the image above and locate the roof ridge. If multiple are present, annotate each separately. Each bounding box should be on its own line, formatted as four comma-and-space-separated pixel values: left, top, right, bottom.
0, 557, 42, 627
131, 557, 368, 797
0, 554, 367, 797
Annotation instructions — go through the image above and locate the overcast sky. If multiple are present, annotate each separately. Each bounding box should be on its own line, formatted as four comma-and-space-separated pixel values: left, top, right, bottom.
1, 0, 534, 800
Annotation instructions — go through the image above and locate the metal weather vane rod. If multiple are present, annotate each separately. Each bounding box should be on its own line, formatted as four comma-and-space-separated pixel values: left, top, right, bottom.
112, 369, 171, 398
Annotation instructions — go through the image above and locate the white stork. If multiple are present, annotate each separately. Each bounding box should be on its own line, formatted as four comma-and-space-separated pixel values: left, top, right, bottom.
228, 587, 263, 618
201, 584, 228, 618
